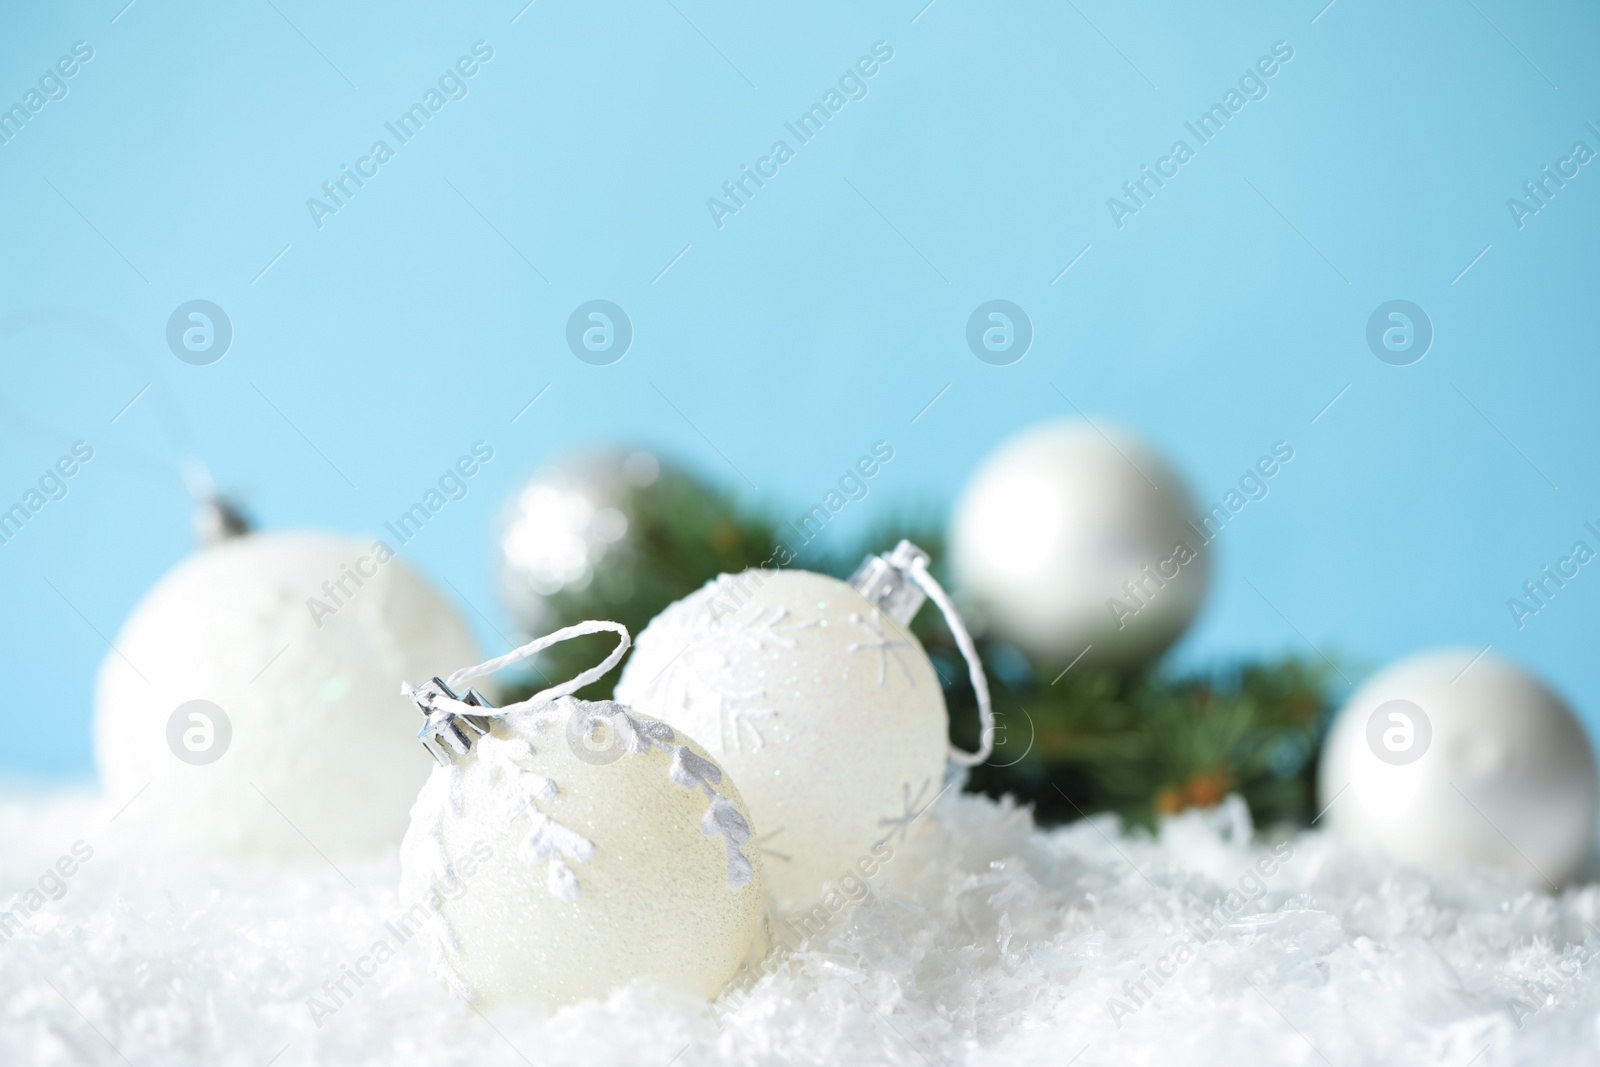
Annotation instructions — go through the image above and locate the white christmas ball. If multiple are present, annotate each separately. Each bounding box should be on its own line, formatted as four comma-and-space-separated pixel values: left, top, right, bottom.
398, 698, 762, 1006
1318, 649, 1598, 886
950, 419, 1209, 665
615, 569, 950, 915
94, 532, 483, 858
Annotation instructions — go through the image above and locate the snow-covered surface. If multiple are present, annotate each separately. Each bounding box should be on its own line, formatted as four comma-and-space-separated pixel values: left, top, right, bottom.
3, 785, 1598, 1066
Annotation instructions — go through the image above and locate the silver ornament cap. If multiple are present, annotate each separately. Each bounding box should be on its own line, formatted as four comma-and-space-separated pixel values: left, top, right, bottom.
410, 677, 497, 765
848, 540, 931, 626
195, 494, 251, 545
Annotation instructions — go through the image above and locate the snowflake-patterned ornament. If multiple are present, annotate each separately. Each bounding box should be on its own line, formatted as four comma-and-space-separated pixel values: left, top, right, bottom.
396, 622, 763, 1007
616, 542, 994, 916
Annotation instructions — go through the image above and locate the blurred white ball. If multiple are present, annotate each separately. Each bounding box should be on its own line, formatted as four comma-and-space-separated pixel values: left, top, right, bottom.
616, 569, 950, 915
496, 448, 682, 636
398, 699, 762, 1006
951, 419, 1209, 665
1318, 649, 1597, 886
94, 532, 483, 858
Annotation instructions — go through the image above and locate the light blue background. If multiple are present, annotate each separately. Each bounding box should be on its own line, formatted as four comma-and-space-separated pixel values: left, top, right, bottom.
2, 0, 1596, 779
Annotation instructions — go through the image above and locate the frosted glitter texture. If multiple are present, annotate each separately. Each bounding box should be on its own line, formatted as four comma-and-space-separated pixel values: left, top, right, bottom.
93, 531, 482, 858
1320, 648, 1598, 886
397, 699, 762, 1006
615, 569, 950, 915
950, 419, 1210, 665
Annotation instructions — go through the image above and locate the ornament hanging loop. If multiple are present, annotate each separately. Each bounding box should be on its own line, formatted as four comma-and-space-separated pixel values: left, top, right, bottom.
850, 540, 995, 766
404, 620, 631, 765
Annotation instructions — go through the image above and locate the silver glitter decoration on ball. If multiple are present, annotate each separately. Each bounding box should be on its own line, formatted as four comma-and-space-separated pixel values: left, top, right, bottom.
496, 449, 672, 638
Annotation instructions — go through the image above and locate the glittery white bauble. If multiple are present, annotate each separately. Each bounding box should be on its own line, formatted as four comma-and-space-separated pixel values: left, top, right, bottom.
615, 569, 950, 914
94, 532, 483, 858
398, 698, 762, 1005
950, 419, 1209, 665
1319, 649, 1598, 886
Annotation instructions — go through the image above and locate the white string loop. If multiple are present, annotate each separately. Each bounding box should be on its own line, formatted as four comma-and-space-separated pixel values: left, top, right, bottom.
906, 560, 994, 766
401, 620, 630, 723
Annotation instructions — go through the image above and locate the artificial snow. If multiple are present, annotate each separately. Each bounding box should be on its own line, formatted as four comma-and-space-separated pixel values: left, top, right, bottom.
3, 785, 1599, 1066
